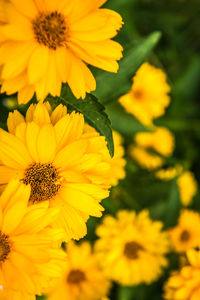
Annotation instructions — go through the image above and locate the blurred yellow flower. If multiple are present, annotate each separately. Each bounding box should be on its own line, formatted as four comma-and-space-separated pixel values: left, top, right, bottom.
119, 62, 170, 125
135, 127, 174, 157
95, 210, 169, 285
110, 131, 126, 186
0, 179, 66, 299
164, 248, 200, 300
168, 210, 200, 252
0, 102, 113, 241
155, 165, 182, 181
129, 145, 164, 170
178, 171, 197, 206
48, 241, 110, 300
0, 0, 123, 103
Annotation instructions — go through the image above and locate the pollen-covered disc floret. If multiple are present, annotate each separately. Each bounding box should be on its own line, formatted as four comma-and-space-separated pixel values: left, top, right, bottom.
95, 210, 169, 285
0, 0, 123, 103
0, 179, 66, 299
0, 231, 11, 262
164, 249, 200, 300
23, 162, 62, 203
48, 241, 110, 300
0, 102, 115, 241
32, 11, 67, 50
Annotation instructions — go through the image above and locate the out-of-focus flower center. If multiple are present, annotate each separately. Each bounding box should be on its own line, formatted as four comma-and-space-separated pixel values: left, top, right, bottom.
23, 163, 62, 203
32, 11, 68, 50
124, 241, 144, 259
132, 89, 144, 100
180, 229, 190, 242
67, 270, 86, 284
0, 231, 11, 262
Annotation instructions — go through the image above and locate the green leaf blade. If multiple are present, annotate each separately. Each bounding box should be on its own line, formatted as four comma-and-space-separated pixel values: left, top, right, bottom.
94, 31, 162, 103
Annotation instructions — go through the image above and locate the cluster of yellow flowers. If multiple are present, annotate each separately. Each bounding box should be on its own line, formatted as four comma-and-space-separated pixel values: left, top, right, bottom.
0, 101, 126, 299
0, 0, 199, 300
117, 61, 200, 299
0, 0, 127, 299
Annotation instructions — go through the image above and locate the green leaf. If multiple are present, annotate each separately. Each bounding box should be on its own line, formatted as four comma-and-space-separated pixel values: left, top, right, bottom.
94, 31, 162, 104
164, 179, 181, 228
47, 85, 114, 156
106, 103, 148, 135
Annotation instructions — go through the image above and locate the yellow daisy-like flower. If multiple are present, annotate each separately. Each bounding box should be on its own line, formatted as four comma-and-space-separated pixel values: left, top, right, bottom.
95, 210, 169, 285
155, 165, 182, 181
48, 241, 110, 300
129, 145, 164, 170
0, 0, 123, 103
135, 127, 174, 157
0, 179, 66, 299
168, 210, 200, 253
0, 102, 113, 241
119, 62, 170, 126
164, 248, 200, 300
178, 171, 198, 206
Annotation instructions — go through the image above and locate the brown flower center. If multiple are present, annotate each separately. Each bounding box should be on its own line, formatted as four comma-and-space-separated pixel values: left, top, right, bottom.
124, 241, 144, 259
0, 231, 11, 263
180, 229, 190, 242
67, 270, 86, 285
32, 11, 68, 50
23, 163, 62, 203
132, 89, 144, 100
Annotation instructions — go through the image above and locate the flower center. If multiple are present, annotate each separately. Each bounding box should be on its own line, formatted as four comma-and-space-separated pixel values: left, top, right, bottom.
23, 163, 62, 203
180, 229, 190, 242
132, 89, 143, 100
124, 241, 144, 259
67, 270, 86, 285
0, 231, 11, 263
32, 11, 68, 50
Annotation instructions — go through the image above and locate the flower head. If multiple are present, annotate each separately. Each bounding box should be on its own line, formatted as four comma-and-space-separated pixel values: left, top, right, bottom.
164, 249, 200, 300
0, 179, 66, 299
168, 210, 200, 253
95, 210, 169, 285
135, 127, 174, 157
129, 145, 164, 170
0, 102, 114, 241
119, 63, 170, 125
48, 241, 110, 300
178, 171, 197, 206
0, 0, 123, 103
155, 165, 182, 181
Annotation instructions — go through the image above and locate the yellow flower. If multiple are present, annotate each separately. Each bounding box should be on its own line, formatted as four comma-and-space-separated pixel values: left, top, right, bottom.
0, 102, 113, 241
135, 127, 174, 157
0, 0, 123, 104
95, 210, 169, 285
164, 249, 200, 300
110, 131, 126, 186
155, 165, 182, 181
129, 145, 164, 170
0, 179, 66, 299
178, 171, 198, 206
48, 241, 110, 300
168, 210, 200, 253
119, 63, 170, 125
83, 126, 126, 186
